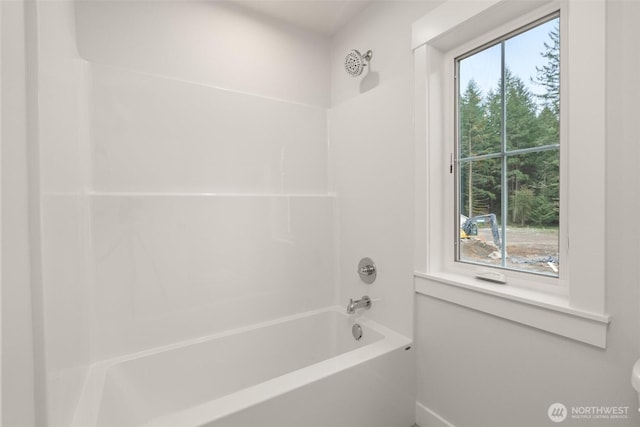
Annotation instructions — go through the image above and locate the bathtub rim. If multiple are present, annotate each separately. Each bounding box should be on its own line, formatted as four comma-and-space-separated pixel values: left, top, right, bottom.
70, 305, 412, 427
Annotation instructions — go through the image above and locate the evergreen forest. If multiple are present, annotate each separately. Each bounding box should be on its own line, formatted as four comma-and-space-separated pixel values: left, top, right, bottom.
458, 21, 560, 228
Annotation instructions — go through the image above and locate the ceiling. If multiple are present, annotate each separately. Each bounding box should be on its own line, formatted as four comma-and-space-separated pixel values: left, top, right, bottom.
231, 1, 371, 36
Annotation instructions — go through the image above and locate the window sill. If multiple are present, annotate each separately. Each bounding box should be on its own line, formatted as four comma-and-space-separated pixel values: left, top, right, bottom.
414, 271, 610, 348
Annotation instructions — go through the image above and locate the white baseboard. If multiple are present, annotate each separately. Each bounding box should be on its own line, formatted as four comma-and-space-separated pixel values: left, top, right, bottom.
415, 402, 456, 427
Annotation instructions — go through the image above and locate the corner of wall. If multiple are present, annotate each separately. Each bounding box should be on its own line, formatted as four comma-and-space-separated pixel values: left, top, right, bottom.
1, 0, 36, 425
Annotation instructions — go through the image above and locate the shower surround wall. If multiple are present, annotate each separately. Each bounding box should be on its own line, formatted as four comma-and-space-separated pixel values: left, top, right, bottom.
88, 65, 334, 360
37, 2, 335, 426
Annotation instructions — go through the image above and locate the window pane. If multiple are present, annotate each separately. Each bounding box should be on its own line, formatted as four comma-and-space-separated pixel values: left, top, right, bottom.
459, 151, 560, 275
458, 44, 501, 158
459, 158, 503, 266
506, 151, 559, 275
456, 14, 561, 277
459, 158, 502, 218
505, 17, 560, 151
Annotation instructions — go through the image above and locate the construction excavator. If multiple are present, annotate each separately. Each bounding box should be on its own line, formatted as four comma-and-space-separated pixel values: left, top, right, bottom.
460, 213, 502, 249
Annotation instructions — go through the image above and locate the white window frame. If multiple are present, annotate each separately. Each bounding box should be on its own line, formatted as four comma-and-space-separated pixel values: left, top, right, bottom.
413, 0, 610, 348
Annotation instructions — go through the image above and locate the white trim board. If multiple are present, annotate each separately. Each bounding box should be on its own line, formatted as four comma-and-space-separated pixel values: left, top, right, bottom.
416, 402, 456, 427
415, 274, 609, 348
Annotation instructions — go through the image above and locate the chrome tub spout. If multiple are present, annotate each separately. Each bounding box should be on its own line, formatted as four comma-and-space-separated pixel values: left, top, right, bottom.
346, 296, 372, 314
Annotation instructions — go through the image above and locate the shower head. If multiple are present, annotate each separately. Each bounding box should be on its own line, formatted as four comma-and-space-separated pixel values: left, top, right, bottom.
344, 49, 373, 77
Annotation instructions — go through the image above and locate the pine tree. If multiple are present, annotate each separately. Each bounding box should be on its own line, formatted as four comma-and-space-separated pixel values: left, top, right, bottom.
459, 80, 488, 216
505, 70, 541, 151
459, 80, 486, 158
532, 22, 560, 116
482, 70, 543, 225
530, 20, 561, 226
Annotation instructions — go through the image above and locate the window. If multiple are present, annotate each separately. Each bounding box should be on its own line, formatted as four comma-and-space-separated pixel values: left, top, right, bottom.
413, 0, 609, 348
455, 14, 560, 277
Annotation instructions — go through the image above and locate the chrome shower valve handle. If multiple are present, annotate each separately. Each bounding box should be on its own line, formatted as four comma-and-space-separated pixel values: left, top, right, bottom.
360, 265, 375, 275
357, 257, 376, 284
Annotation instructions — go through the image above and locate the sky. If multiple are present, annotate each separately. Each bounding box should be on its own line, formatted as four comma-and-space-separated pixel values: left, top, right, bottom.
459, 17, 558, 110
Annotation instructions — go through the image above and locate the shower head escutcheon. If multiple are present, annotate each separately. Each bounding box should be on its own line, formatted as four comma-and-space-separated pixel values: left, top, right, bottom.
344, 49, 373, 77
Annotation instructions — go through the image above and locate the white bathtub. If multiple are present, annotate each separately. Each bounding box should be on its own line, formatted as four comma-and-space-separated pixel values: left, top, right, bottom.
72, 307, 415, 427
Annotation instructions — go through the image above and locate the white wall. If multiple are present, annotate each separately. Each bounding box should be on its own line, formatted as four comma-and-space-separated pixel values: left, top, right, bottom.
1, 1, 36, 426
329, 1, 440, 338
415, 1, 640, 426
330, 1, 640, 426
1, 3, 3, 422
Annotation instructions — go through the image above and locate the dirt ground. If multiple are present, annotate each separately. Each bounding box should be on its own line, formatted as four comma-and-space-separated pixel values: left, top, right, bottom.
460, 226, 559, 275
